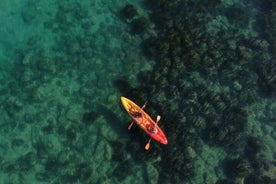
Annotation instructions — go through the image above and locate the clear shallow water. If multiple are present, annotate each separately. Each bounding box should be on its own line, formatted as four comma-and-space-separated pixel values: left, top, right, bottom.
0, 0, 275, 184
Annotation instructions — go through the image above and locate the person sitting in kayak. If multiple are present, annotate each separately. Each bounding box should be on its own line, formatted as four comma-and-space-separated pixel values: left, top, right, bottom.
132, 111, 142, 118
129, 107, 142, 118
146, 123, 157, 134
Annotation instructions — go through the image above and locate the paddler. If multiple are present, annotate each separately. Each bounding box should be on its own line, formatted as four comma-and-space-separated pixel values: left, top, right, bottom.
146, 123, 158, 134
129, 106, 142, 117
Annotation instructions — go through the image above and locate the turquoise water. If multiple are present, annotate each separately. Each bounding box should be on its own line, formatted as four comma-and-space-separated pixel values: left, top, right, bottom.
0, 0, 275, 183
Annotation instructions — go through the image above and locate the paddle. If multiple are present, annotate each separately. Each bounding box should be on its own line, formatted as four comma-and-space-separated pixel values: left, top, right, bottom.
145, 115, 161, 150
145, 138, 152, 150
127, 100, 148, 130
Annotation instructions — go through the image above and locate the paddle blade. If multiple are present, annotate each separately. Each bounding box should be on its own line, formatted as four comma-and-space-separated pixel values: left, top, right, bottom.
156, 115, 161, 123
145, 138, 152, 150
128, 121, 134, 130
145, 142, 150, 150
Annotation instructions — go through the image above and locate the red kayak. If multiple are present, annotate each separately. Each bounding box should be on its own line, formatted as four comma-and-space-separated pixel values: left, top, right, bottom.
120, 96, 168, 150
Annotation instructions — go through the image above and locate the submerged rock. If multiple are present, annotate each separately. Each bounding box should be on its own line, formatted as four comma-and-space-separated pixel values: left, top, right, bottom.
131, 17, 149, 34
22, 52, 34, 65
246, 136, 265, 155
21, 69, 34, 82
122, 4, 138, 20
33, 86, 53, 102
224, 6, 250, 28
257, 62, 276, 97
75, 163, 93, 182
66, 106, 83, 123
186, 146, 197, 159
146, 164, 159, 184
82, 111, 98, 124
244, 174, 275, 184
216, 178, 236, 184
224, 157, 251, 178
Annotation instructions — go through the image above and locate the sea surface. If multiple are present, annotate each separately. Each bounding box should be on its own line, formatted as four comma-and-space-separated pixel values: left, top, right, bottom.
0, 0, 275, 183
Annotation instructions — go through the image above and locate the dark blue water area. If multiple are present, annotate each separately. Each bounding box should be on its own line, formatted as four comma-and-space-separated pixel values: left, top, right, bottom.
0, 0, 275, 183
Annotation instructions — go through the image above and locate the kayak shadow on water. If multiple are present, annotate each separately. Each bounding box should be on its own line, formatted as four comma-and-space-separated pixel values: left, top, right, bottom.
97, 104, 129, 136
97, 103, 145, 137
97, 103, 149, 151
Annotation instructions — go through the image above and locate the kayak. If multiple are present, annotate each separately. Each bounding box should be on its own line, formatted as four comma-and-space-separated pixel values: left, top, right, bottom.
120, 96, 168, 146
